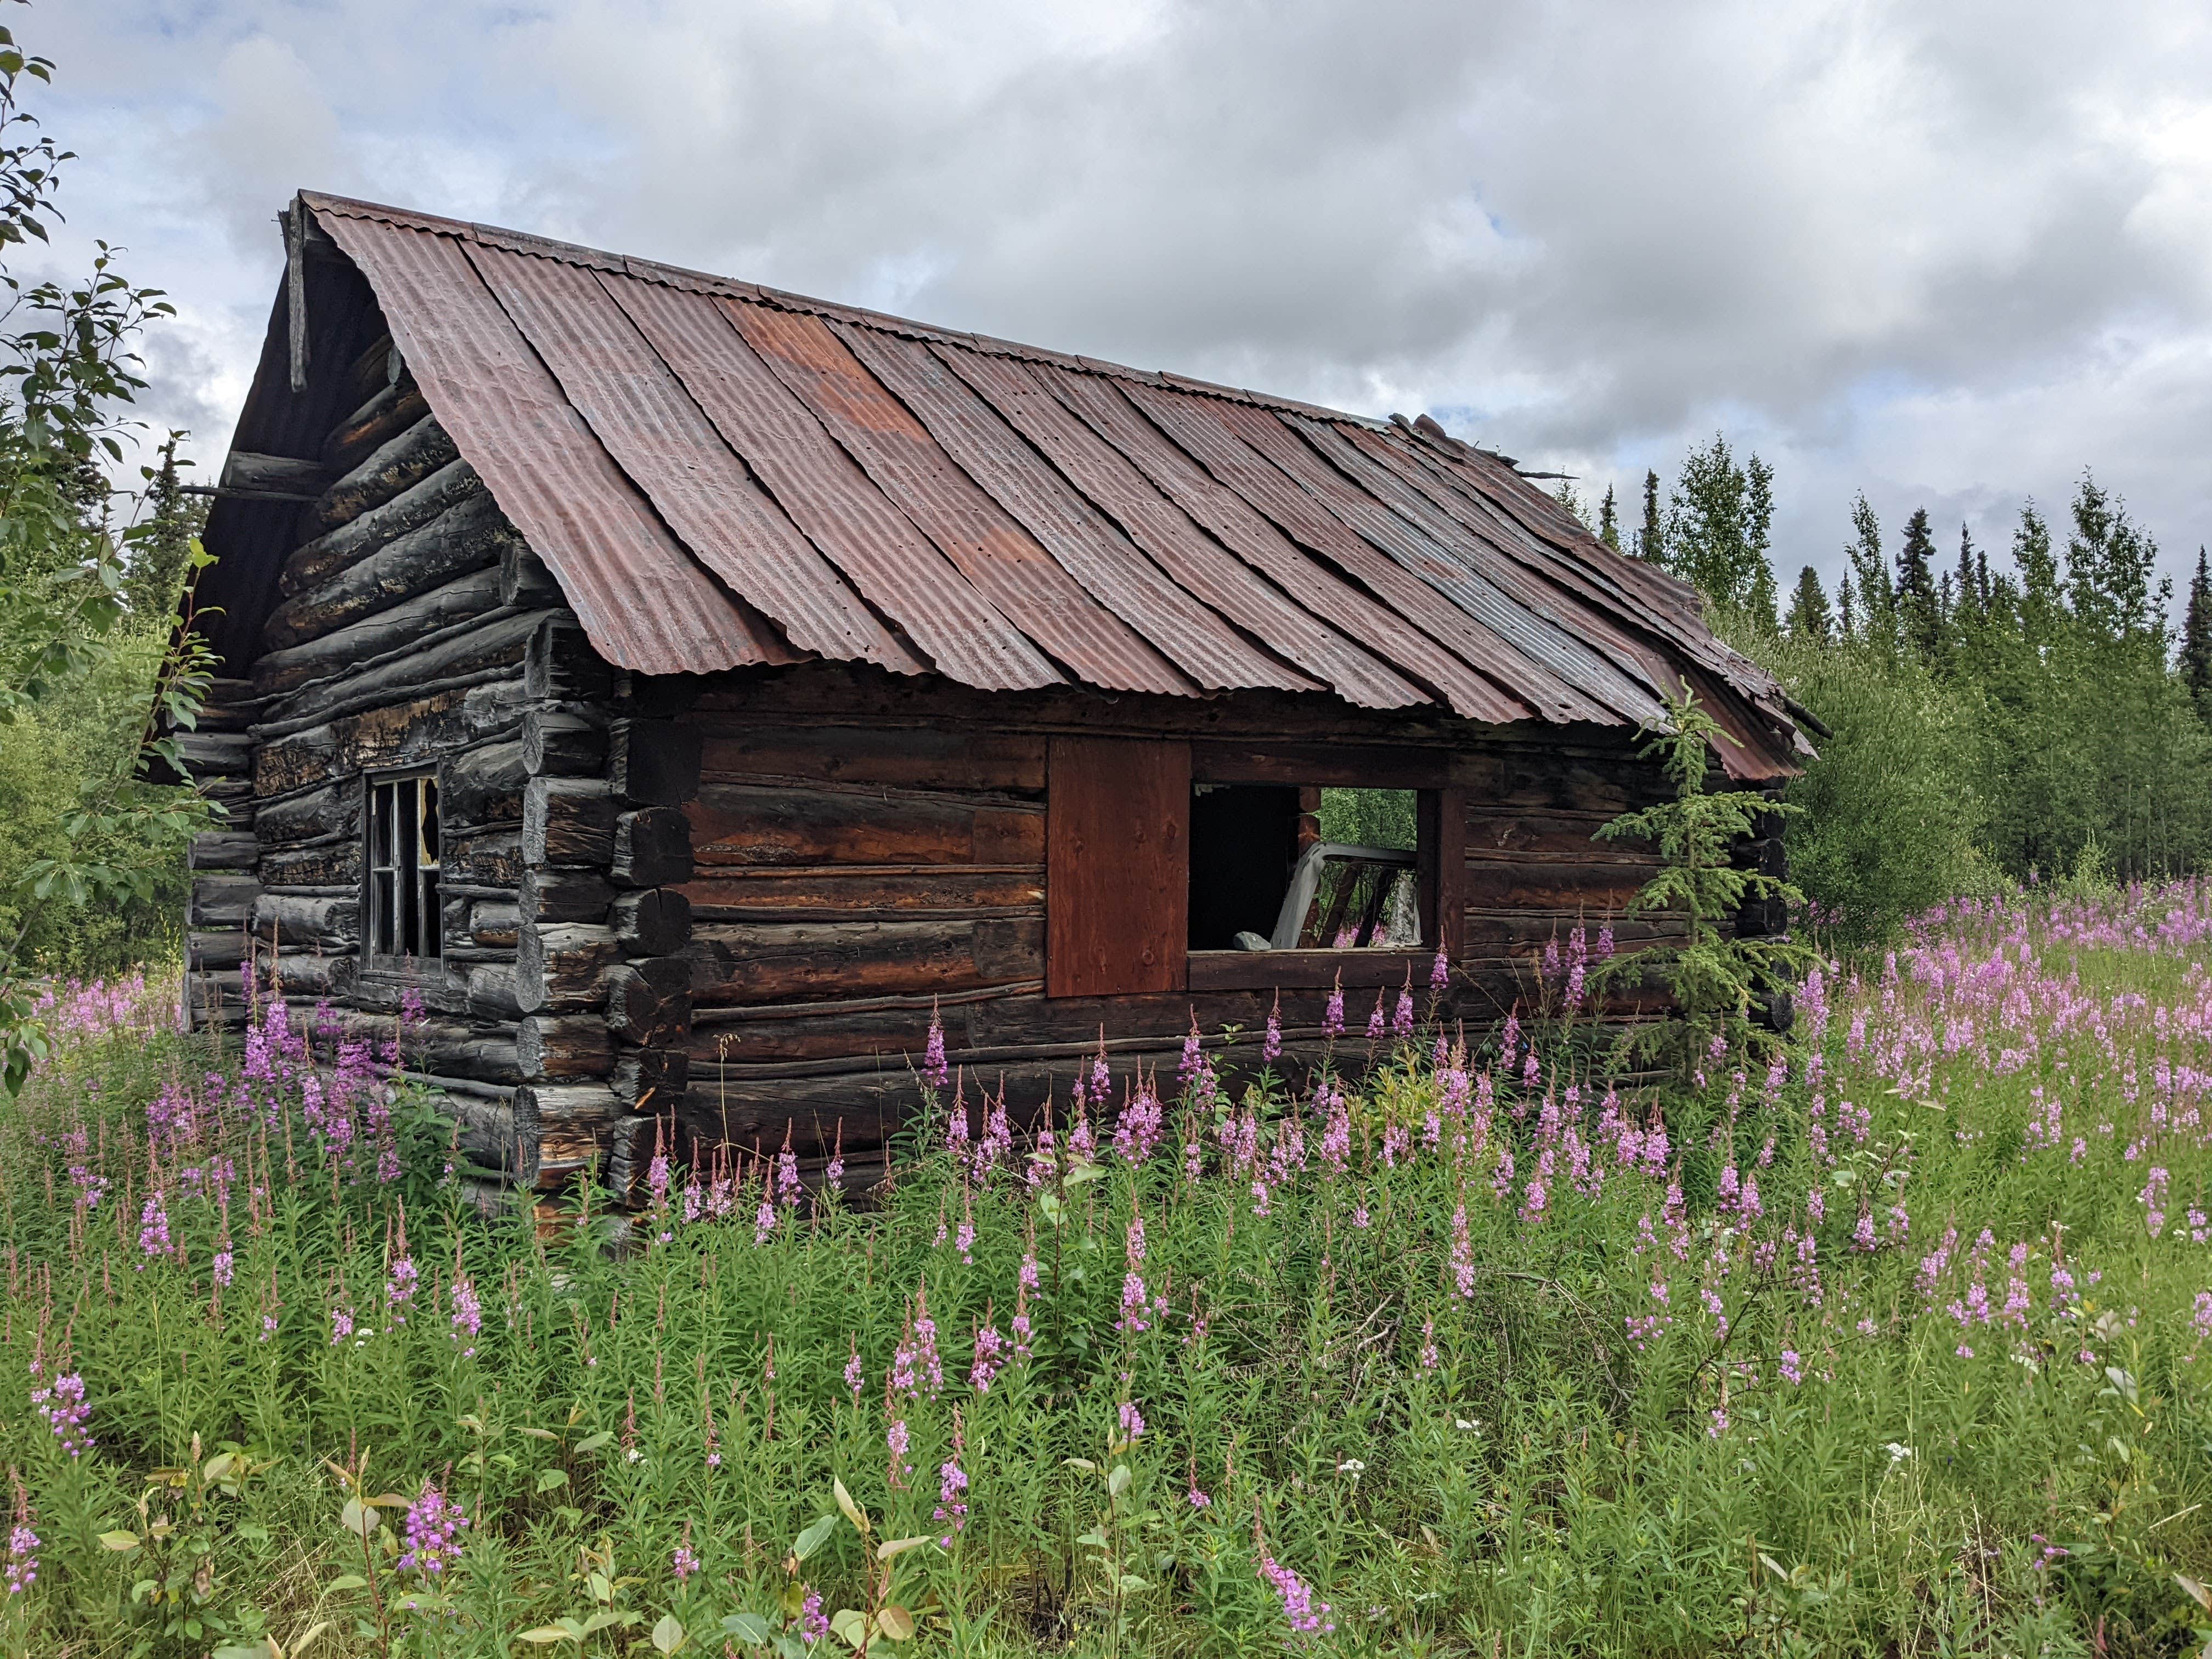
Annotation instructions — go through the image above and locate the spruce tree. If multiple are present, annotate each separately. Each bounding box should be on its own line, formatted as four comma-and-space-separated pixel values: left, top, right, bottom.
2013, 501, 2062, 646
1635, 469, 1662, 562
1845, 494, 1895, 651
1598, 483, 1620, 550
122, 436, 205, 623
1553, 478, 1592, 530
2181, 547, 2212, 713
1895, 506, 1942, 661
1837, 573, 1857, 639
1784, 564, 1832, 643
1954, 523, 1981, 625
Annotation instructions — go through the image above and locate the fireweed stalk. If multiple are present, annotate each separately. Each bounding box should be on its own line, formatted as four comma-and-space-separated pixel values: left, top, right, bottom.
1, 888, 2211, 1651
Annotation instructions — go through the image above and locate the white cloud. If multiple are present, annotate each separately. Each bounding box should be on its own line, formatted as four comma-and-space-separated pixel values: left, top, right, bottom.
21, 0, 2212, 586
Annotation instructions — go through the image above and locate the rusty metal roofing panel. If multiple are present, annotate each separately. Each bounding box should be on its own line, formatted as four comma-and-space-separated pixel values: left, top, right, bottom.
833, 323, 1314, 696
461, 243, 924, 674
725, 304, 1193, 697
1210, 399, 1662, 726
312, 207, 792, 675
934, 347, 1426, 710
1120, 380, 1596, 723
613, 282, 1059, 691
1041, 366, 1526, 722
1280, 414, 1681, 717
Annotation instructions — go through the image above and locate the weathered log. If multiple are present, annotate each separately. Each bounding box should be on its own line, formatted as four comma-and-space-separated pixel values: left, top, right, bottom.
609, 888, 690, 955
441, 741, 530, 830
608, 719, 702, 806
525, 777, 618, 868
322, 376, 430, 472
518, 1014, 613, 1081
185, 969, 248, 1025
678, 867, 1043, 922
462, 962, 526, 1021
448, 828, 525, 888
176, 732, 255, 779
186, 930, 249, 970
263, 490, 520, 652
257, 613, 547, 739
256, 676, 539, 790
327, 1011, 523, 1084
689, 782, 1042, 868
280, 458, 484, 598
343, 331, 397, 409
253, 568, 507, 697
522, 708, 608, 777
470, 900, 521, 950
611, 1048, 689, 1111
601, 1114, 658, 1206
189, 831, 261, 871
524, 617, 614, 702
517, 921, 621, 1014
521, 868, 617, 924
447, 1091, 538, 1184
606, 957, 691, 1047
697, 723, 1045, 794
612, 808, 692, 888
253, 783, 355, 847
500, 544, 565, 610
688, 917, 1044, 1007
308, 413, 460, 532
218, 451, 332, 501
249, 893, 359, 952
189, 874, 262, 929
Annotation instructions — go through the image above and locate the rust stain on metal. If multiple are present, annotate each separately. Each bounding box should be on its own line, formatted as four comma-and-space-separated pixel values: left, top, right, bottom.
726, 304, 1192, 697
313, 211, 792, 676
279, 190, 1804, 777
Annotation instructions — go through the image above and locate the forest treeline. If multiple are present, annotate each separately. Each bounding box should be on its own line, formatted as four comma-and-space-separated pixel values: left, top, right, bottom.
1565, 439, 2212, 944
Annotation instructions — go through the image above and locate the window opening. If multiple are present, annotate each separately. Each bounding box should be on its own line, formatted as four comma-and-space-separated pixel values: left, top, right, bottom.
1189, 784, 1423, 952
366, 772, 442, 965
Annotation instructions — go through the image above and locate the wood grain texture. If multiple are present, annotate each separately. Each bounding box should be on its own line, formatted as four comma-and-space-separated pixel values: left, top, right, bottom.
1045, 735, 1189, 997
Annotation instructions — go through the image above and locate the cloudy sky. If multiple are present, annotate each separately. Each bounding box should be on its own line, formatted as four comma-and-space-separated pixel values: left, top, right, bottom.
29, 0, 2212, 592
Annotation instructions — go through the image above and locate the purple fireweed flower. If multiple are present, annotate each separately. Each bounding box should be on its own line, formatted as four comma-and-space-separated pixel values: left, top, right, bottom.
1118, 1272, 1150, 1334
969, 1323, 1006, 1393
886, 1417, 912, 1485
672, 1542, 699, 1582
1113, 1084, 1164, 1165
32, 1372, 92, 1459
1264, 998, 1283, 1062
212, 1248, 235, 1290
397, 1483, 469, 1577
1178, 1018, 1204, 1091
1419, 1319, 1440, 1370
137, 1191, 171, 1263
923, 1003, 950, 1089
1451, 1203, 1475, 1297
754, 1190, 778, 1245
1365, 992, 1387, 1043
331, 1302, 356, 1346
1259, 1554, 1334, 1639
1779, 1350, 1804, 1385
450, 1276, 482, 1356
845, 1339, 866, 1401
386, 1257, 419, 1323
934, 1443, 969, 1544
802, 1591, 829, 1644
1393, 985, 1415, 1039
1117, 1399, 1146, 1443
4, 1516, 35, 1597
1324, 977, 1345, 1040
1430, 946, 1450, 990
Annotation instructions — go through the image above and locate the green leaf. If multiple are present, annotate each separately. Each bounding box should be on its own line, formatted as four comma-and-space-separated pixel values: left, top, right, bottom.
874, 1604, 916, 1641
830, 1609, 868, 1649
512, 1628, 576, 1646
1107, 1464, 1132, 1498
534, 1468, 569, 1493
211, 1644, 276, 1659
792, 1514, 838, 1561
720, 1612, 773, 1644
573, 1431, 613, 1454
325, 1574, 368, 1594
875, 1534, 932, 1562
833, 1477, 868, 1536
99, 1530, 142, 1552
651, 1612, 687, 1653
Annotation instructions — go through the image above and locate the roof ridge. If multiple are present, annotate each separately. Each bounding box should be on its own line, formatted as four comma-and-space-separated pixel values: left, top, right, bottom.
299, 189, 1386, 431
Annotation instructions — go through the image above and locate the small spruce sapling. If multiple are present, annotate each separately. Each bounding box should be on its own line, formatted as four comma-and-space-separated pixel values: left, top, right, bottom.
1589, 686, 1816, 1087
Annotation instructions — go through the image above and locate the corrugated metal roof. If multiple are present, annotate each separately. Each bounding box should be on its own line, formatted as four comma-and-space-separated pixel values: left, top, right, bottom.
233, 190, 1807, 776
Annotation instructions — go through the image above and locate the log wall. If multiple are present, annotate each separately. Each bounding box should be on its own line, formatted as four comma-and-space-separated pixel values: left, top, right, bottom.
657, 665, 1688, 1159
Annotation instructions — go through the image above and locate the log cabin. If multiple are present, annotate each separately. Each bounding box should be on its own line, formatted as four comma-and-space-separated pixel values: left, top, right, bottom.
180, 190, 1810, 1202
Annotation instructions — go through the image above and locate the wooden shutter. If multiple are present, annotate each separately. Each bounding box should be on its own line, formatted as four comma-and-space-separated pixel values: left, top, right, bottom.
1047, 736, 1190, 997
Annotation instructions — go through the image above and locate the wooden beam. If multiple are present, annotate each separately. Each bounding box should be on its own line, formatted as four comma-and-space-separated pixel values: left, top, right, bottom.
218, 451, 336, 501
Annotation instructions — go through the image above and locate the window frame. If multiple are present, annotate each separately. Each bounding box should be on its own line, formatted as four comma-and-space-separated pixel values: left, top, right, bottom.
1183, 743, 1463, 992
360, 768, 446, 977
1043, 736, 1464, 999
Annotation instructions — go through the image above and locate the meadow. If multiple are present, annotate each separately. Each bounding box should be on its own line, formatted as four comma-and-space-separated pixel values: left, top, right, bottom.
3, 884, 2212, 1657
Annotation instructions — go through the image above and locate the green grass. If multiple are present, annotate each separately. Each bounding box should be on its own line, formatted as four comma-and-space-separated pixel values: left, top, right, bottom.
3, 883, 2212, 1656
